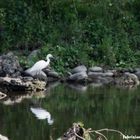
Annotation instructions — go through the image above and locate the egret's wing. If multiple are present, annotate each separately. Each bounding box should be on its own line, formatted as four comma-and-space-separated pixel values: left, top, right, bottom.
30, 107, 54, 124
26, 60, 48, 73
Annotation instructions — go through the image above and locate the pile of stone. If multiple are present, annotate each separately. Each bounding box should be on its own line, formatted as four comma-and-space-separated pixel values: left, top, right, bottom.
0, 51, 140, 90
88, 66, 114, 84
67, 65, 140, 86
67, 65, 88, 83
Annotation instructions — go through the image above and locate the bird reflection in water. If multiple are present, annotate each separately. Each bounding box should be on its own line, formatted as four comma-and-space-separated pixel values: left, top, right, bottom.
30, 107, 54, 125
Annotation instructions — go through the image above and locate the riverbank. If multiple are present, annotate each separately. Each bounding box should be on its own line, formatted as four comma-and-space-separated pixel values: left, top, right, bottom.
0, 52, 140, 94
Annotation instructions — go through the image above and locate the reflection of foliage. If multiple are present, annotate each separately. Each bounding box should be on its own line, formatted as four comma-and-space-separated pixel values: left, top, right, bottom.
0, 85, 140, 140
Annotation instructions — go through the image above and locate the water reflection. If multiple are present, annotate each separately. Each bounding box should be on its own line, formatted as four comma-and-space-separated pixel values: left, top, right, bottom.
66, 83, 87, 92
0, 84, 139, 140
2, 91, 47, 105
30, 107, 54, 125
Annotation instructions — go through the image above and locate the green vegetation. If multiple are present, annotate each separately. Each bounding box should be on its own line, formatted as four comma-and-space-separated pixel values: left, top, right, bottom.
0, 0, 140, 73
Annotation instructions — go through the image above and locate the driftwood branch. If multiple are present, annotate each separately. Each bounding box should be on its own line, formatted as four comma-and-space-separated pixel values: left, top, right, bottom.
61, 122, 127, 140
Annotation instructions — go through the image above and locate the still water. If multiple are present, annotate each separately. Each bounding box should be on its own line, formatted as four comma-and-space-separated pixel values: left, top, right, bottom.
0, 83, 140, 140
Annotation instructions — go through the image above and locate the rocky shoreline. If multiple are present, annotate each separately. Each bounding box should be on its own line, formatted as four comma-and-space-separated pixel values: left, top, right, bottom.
0, 52, 140, 94
66, 65, 140, 86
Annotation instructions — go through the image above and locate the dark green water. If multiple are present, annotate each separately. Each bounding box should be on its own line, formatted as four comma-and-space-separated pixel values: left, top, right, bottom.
0, 83, 140, 140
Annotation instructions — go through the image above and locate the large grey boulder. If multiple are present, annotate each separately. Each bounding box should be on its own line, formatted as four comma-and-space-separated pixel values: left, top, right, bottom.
71, 65, 87, 74
44, 69, 60, 82
68, 72, 88, 82
47, 71, 60, 78
0, 52, 22, 77
25, 70, 47, 81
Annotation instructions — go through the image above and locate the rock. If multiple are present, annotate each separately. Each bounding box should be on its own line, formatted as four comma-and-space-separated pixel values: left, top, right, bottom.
0, 77, 46, 91
32, 80, 46, 91
97, 77, 114, 84
22, 76, 34, 81
47, 71, 60, 78
71, 65, 87, 74
88, 72, 104, 79
102, 72, 114, 77
115, 72, 139, 85
0, 52, 22, 77
89, 66, 103, 72
88, 76, 114, 85
68, 72, 88, 82
43, 69, 60, 82
32, 70, 47, 81
125, 72, 139, 85
135, 71, 140, 80
88, 71, 114, 84
134, 68, 140, 72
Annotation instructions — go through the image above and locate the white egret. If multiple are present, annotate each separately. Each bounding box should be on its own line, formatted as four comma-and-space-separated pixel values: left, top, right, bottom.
25, 54, 54, 79
30, 107, 54, 125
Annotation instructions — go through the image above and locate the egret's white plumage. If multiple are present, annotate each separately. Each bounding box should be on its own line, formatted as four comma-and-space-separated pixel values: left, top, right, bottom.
30, 107, 54, 125
26, 54, 53, 73
25, 54, 53, 79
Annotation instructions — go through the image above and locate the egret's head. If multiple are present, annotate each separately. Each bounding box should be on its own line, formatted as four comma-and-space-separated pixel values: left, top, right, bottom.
46, 54, 54, 60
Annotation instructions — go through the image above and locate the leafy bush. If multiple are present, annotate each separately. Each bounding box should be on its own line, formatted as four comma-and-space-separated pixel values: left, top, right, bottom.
0, 0, 140, 72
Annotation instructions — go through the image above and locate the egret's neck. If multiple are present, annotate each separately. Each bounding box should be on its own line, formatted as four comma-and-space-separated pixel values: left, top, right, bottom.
46, 57, 50, 63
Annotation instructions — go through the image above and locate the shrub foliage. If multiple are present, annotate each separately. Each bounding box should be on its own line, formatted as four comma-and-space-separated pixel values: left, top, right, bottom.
0, 0, 140, 71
